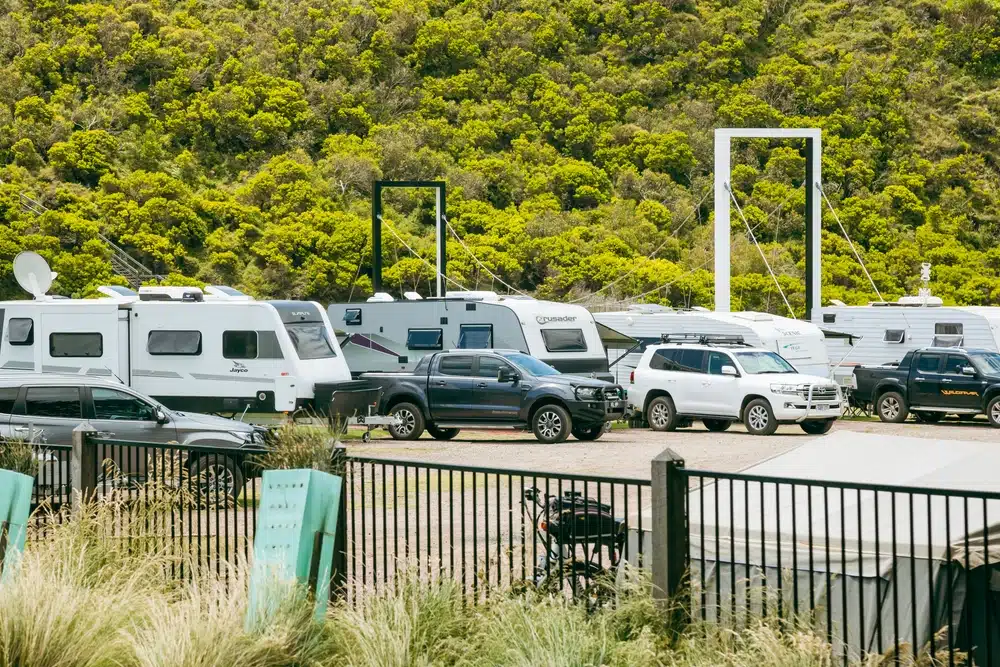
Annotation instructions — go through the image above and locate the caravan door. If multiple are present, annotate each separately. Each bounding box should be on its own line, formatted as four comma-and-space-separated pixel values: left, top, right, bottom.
40, 312, 119, 379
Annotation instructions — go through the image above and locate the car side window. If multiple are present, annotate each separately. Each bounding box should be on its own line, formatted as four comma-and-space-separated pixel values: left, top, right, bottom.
707, 352, 733, 375
23, 386, 82, 419
916, 354, 942, 373
677, 349, 706, 373
649, 349, 680, 371
944, 355, 970, 375
92, 388, 157, 421
438, 355, 474, 377
477, 356, 513, 378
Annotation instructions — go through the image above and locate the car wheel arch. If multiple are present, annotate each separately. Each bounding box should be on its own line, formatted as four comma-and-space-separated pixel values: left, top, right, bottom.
386, 394, 427, 417
739, 394, 769, 419
642, 389, 673, 414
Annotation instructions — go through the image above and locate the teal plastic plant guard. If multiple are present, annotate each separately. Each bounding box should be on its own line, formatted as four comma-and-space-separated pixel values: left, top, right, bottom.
0, 470, 34, 578
246, 468, 343, 627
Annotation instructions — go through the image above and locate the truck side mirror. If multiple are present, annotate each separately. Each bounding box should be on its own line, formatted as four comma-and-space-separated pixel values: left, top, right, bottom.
962, 366, 976, 376
721, 365, 739, 377
498, 368, 518, 383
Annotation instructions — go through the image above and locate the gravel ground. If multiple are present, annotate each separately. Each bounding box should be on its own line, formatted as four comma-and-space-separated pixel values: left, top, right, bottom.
348, 416, 999, 480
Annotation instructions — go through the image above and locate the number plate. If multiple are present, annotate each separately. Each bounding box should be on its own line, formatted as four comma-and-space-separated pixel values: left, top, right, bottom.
815, 404, 828, 410
611, 401, 622, 408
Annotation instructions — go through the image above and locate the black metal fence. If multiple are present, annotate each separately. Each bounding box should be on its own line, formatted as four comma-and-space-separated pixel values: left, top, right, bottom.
674, 461, 1000, 666
342, 455, 650, 605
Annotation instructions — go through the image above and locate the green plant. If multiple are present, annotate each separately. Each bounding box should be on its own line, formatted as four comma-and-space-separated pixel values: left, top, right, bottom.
0, 438, 36, 477
254, 422, 341, 474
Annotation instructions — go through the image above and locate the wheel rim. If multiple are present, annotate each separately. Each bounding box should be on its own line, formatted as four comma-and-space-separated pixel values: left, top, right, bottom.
991, 402, 1000, 424
198, 463, 234, 502
537, 410, 563, 440
748, 405, 769, 431
881, 397, 899, 420
394, 408, 416, 436
650, 402, 669, 428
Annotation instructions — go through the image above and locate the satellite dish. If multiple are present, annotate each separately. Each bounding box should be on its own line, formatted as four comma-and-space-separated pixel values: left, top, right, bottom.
13, 251, 56, 299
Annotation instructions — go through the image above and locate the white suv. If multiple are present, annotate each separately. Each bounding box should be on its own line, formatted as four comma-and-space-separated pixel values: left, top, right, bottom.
627, 335, 842, 436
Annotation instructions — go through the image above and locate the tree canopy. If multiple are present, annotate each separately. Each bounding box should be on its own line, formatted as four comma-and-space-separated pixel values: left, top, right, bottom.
2, 0, 1000, 313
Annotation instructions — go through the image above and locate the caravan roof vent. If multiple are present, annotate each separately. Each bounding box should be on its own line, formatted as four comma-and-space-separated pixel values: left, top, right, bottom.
403, 291, 423, 301
829, 299, 846, 307
138, 286, 205, 302
690, 306, 710, 312
444, 290, 499, 301
733, 312, 774, 322
204, 285, 252, 301
897, 295, 943, 307
97, 285, 139, 302
367, 292, 395, 303
626, 304, 673, 314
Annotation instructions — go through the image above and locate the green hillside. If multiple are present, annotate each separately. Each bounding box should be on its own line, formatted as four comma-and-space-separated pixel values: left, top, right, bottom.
2, 0, 1000, 312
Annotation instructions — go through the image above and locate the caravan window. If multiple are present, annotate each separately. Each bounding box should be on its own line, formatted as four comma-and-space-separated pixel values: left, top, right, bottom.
883, 330, 905, 344
50, 333, 102, 358
8, 318, 33, 345
458, 325, 492, 349
407, 329, 443, 350
540, 329, 588, 353
344, 309, 362, 326
933, 323, 964, 347
148, 330, 202, 356
223, 331, 258, 359
286, 323, 336, 359
24, 387, 81, 419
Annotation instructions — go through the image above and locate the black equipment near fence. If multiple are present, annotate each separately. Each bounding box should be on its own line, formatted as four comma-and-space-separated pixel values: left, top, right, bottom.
663, 454, 1000, 667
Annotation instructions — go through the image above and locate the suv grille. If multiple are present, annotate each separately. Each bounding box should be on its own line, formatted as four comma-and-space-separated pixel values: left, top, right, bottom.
801, 386, 838, 402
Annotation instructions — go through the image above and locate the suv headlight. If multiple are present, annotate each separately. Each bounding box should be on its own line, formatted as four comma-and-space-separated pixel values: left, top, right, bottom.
770, 383, 804, 395
230, 430, 251, 443
574, 386, 603, 401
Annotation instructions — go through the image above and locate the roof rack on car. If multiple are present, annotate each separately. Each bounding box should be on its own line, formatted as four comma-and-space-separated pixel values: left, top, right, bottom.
659, 333, 753, 347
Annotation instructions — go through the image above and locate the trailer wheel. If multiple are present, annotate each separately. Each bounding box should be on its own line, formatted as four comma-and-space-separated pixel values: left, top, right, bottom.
876, 392, 908, 423
913, 410, 944, 424
427, 425, 461, 440
388, 402, 425, 440
800, 419, 835, 435
703, 419, 731, 433
571, 424, 605, 441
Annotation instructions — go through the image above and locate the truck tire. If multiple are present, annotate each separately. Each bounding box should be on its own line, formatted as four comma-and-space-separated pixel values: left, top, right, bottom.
987, 396, 1000, 428
532, 404, 572, 443
388, 402, 425, 440
913, 410, 944, 424
743, 398, 778, 436
800, 419, 835, 435
876, 392, 908, 423
189, 455, 245, 507
572, 424, 605, 441
646, 396, 678, 432
427, 425, 461, 440
703, 419, 731, 432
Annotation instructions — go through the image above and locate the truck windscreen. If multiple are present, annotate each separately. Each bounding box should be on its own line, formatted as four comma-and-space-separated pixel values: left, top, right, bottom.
285, 322, 337, 359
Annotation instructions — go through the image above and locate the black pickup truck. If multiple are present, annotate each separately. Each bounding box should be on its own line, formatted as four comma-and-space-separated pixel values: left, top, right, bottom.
853, 347, 1000, 426
362, 350, 626, 443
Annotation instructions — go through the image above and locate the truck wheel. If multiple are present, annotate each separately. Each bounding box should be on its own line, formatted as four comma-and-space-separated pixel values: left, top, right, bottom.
703, 419, 731, 433
913, 410, 944, 424
388, 402, 425, 440
876, 392, 908, 423
987, 396, 1000, 428
646, 396, 678, 432
800, 419, 835, 435
427, 425, 461, 440
532, 404, 571, 443
571, 424, 605, 441
743, 398, 778, 436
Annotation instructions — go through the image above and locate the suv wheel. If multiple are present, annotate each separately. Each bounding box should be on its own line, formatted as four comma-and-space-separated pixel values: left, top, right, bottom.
743, 398, 778, 436
800, 419, 835, 435
572, 424, 605, 441
388, 402, 425, 440
190, 455, 244, 506
427, 425, 461, 440
646, 396, 678, 432
703, 419, 731, 433
876, 392, 908, 424
533, 404, 571, 443
988, 396, 1000, 428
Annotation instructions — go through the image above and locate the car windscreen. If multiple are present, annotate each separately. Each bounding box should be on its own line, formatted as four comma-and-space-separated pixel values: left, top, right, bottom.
498, 352, 560, 376
734, 351, 797, 374
285, 322, 337, 359
971, 352, 1000, 374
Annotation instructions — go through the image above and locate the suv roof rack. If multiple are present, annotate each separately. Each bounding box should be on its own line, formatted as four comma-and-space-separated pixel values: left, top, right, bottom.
659, 333, 753, 347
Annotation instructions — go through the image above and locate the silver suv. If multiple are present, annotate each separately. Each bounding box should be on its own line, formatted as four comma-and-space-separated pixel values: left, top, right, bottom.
0, 374, 265, 499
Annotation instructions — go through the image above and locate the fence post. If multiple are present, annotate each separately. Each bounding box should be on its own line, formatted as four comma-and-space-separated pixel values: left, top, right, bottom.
330, 443, 348, 601
651, 447, 688, 621
71, 423, 98, 508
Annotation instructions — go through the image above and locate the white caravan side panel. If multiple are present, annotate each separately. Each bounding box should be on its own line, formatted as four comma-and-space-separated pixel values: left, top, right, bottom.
41, 309, 120, 378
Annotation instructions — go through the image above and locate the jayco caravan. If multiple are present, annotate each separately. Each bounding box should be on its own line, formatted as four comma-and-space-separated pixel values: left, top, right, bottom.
594, 305, 831, 384
328, 291, 625, 381
0, 254, 354, 413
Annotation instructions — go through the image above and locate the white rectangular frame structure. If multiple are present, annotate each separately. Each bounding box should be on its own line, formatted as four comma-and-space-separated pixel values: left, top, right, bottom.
714, 128, 822, 318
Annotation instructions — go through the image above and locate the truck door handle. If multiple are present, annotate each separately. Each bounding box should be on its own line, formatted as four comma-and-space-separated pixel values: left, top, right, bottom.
434, 380, 448, 386
915, 378, 931, 382
940, 378, 952, 383
476, 382, 488, 389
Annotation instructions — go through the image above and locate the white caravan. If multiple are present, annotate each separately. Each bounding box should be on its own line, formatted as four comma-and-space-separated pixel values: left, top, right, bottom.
594, 305, 831, 384
0, 280, 354, 414
328, 291, 624, 382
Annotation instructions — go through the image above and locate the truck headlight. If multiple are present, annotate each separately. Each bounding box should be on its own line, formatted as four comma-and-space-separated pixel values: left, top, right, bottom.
574, 386, 603, 401
770, 384, 803, 395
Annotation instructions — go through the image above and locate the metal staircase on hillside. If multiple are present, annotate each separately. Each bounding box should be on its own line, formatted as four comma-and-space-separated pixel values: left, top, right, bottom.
18, 193, 162, 289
